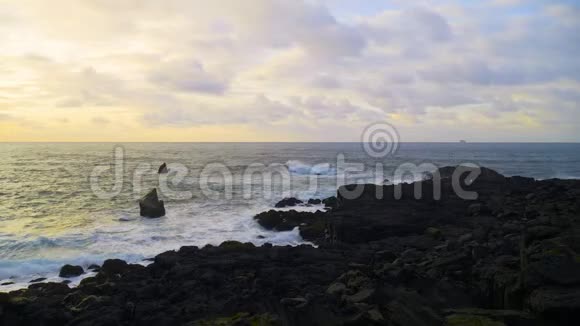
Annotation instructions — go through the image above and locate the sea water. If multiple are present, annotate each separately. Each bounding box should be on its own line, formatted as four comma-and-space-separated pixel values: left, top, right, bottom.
1, 142, 579, 290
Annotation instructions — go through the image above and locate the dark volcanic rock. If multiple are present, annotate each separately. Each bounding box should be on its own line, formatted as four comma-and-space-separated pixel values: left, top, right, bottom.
59, 264, 84, 278
254, 209, 327, 241
528, 286, 580, 318
158, 162, 168, 174
139, 188, 165, 218
386, 291, 443, 326
87, 264, 100, 272
100, 259, 129, 276
444, 308, 536, 326
3, 166, 580, 326
254, 210, 294, 231
525, 255, 580, 286
2, 244, 360, 326
322, 196, 338, 209
435, 165, 506, 183
274, 197, 303, 208
254, 209, 318, 231
307, 198, 322, 205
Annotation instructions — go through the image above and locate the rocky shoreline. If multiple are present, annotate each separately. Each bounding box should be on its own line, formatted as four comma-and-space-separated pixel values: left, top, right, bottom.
1, 166, 579, 325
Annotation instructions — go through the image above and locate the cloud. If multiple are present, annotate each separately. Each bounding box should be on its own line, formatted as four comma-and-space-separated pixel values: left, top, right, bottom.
0, 113, 14, 120
419, 60, 526, 85
545, 4, 580, 27
223, 0, 366, 58
290, 96, 360, 119
149, 59, 228, 95
309, 74, 342, 89
91, 117, 110, 125
140, 95, 299, 127
360, 7, 452, 45
0, 0, 579, 141
491, 0, 524, 7
50, 67, 129, 107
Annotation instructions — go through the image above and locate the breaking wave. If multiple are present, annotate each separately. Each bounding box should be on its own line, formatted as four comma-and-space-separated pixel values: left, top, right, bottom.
285, 160, 335, 176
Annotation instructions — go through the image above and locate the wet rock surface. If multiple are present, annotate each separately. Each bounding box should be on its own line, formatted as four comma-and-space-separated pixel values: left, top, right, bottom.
2, 166, 580, 325
139, 188, 166, 218
59, 265, 84, 278
274, 197, 303, 208
158, 162, 168, 174
254, 209, 327, 242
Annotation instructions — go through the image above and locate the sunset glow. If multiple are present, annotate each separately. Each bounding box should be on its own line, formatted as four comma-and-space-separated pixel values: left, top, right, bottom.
0, 0, 579, 142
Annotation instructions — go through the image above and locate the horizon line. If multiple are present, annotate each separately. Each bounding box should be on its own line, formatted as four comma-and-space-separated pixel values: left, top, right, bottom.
1, 141, 580, 144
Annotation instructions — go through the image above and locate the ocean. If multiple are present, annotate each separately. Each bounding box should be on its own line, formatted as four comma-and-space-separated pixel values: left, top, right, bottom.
1, 142, 579, 291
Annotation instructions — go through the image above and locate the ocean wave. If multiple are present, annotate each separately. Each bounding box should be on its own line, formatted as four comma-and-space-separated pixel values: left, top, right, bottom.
0, 258, 97, 281
254, 227, 315, 247
537, 174, 580, 181
0, 200, 314, 291
0, 255, 143, 293
285, 160, 335, 176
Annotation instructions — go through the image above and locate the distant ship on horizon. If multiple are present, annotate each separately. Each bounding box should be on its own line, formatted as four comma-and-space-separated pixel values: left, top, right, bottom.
459, 140, 467, 143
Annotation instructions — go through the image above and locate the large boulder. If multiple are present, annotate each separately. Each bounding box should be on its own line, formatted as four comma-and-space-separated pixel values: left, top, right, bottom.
254, 210, 327, 241
254, 210, 293, 231
158, 163, 168, 174
59, 264, 84, 278
275, 197, 303, 208
100, 259, 129, 276
254, 210, 321, 230
139, 188, 165, 218
307, 198, 322, 205
322, 196, 338, 209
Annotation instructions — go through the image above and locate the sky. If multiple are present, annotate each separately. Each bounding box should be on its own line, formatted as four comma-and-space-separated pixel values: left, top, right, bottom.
0, 0, 579, 142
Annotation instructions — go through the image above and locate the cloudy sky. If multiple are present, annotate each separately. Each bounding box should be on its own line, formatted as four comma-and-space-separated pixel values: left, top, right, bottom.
0, 0, 579, 142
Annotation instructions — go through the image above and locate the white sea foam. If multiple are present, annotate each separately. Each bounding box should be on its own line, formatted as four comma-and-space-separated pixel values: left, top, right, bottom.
0, 259, 95, 292
537, 174, 580, 180
0, 200, 315, 291
286, 160, 335, 176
